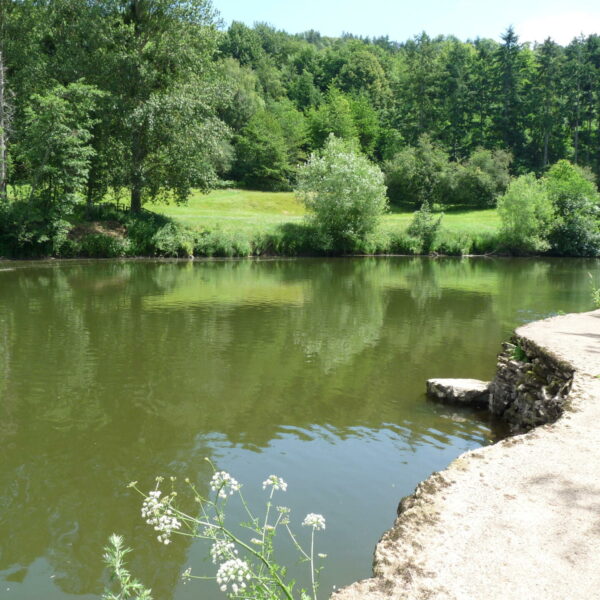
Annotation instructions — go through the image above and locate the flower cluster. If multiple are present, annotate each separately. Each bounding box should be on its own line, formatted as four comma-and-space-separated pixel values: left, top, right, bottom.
210, 539, 238, 565
141, 490, 181, 545
216, 558, 251, 594
262, 475, 288, 492
210, 471, 241, 498
302, 513, 326, 531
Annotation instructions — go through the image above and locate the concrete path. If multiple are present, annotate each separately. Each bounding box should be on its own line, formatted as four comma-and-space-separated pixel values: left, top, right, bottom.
333, 310, 600, 600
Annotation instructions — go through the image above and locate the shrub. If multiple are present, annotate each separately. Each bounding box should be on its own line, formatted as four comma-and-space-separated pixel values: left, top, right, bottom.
451, 148, 512, 208
151, 223, 194, 257
296, 135, 387, 252
497, 173, 554, 254
407, 201, 443, 254
80, 233, 129, 258
383, 135, 452, 207
0, 199, 71, 257
545, 160, 600, 257
124, 211, 171, 256
433, 231, 473, 256
194, 229, 252, 257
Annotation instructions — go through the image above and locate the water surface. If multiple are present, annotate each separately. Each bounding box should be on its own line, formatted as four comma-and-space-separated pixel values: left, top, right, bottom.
0, 257, 596, 599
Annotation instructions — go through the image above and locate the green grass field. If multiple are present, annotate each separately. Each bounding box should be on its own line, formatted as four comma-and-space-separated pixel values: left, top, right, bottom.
151, 188, 501, 236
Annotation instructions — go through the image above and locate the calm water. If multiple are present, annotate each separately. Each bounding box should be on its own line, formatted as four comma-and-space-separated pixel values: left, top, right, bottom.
0, 257, 597, 599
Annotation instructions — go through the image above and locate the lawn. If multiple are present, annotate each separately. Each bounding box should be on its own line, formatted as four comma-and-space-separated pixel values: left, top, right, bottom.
150, 189, 501, 236
151, 189, 305, 233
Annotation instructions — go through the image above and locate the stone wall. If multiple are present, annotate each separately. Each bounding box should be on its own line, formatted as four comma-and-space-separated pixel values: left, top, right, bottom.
488, 335, 574, 431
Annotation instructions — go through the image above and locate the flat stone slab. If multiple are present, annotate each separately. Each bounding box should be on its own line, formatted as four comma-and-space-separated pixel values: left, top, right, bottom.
333, 310, 600, 600
426, 378, 490, 406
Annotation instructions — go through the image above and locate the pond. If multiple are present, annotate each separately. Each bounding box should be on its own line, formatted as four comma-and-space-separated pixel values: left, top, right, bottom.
0, 257, 597, 599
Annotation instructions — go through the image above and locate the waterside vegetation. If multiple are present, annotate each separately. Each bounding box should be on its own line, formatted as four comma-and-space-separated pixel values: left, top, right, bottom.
0, 1, 599, 258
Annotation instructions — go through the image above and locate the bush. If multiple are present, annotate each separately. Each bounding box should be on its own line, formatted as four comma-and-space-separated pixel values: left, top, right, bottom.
497, 173, 554, 254
407, 201, 443, 254
124, 211, 171, 255
296, 135, 387, 252
451, 148, 512, 208
194, 229, 252, 257
0, 199, 71, 257
383, 135, 452, 207
545, 160, 600, 257
151, 223, 194, 257
80, 233, 129, 258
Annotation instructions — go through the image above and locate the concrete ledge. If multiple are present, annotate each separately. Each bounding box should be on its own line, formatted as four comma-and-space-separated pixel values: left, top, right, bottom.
426, 378, 490, 407
333, 310, 600, 600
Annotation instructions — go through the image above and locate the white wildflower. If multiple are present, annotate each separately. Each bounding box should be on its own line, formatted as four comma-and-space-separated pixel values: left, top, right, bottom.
302, 513, 326, 531
210, 539, 237, 564
262, 475, 288, 492
181, 567, 192, 584
141, 489, 181, 545
210, 471, 241, 498
216, 558, 251, 594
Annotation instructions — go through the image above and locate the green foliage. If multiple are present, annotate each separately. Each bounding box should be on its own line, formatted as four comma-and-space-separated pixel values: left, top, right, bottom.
219, 58, 265, 131
20, 82, 101, 209
0, 199, 71, 257
545, 160, 600, 257
407, 201, 443, 253
452, 148, 512, 207
233, 110, 293, 190
383, 136, 452, 207
103, 535, 153, 600
296, 136, 387, 251
349, 95, 380, 157
589, 273, 600, 309
334, 46, 391, 108
269, 99, 309, 165
510, 343, 530, 363
151, 223, 194, 258
194, 228, 252, 257
88, 0, 228, 212
307, 88, 359, 150
80, 234, 129, 258
497, 173, 554, 253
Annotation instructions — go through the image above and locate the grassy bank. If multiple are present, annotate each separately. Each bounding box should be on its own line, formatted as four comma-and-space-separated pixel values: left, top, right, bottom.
0, 189, 502, 259
152, 188, 500, 235
147, 189, 502, 257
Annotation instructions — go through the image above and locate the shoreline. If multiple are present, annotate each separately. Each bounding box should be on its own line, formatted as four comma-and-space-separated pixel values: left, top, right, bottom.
332, 309, 600, 599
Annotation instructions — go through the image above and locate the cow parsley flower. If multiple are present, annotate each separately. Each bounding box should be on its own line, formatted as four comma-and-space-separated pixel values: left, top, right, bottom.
216, 558, 251, 594
302, 513, 326, 531
262, 475, 288, 492
141, 489, 182, 545
210, 471, 241, 498
210, 540, 238, 564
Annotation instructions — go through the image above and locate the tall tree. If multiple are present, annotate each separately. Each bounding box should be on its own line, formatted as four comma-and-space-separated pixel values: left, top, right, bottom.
440, 39, 475, 159
93, 0, 230, 212
530, 39, 565, 169
491, 27, 529, 167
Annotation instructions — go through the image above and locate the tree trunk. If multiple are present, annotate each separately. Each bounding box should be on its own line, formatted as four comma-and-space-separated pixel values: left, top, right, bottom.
0, 50, 8, 201
130, 185, 141, 213
130, 130, 143, 213
543, 130, 549, 168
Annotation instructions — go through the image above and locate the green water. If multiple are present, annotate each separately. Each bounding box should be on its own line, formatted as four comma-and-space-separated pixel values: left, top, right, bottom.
0, 257, 597, 599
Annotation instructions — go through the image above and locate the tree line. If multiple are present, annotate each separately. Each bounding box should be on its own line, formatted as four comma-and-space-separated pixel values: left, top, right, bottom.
3, 2, 600, 209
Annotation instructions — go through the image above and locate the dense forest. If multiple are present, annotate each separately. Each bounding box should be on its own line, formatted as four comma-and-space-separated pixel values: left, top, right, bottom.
0, 0, 599, 257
